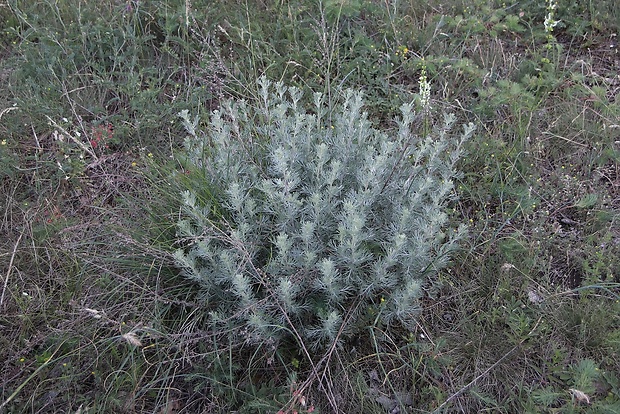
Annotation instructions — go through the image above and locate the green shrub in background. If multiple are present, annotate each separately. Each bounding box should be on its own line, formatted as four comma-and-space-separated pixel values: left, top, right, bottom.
174, 77, 473, 356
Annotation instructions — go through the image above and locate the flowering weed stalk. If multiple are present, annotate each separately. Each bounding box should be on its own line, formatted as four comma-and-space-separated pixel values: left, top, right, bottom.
540, 0, 561, 68
543, 0, 560, 53
544, 0, 560, 38
417, 58, 432, 134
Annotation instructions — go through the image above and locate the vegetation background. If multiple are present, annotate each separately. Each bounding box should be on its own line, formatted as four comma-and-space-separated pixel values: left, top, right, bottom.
0, 0, 618, 412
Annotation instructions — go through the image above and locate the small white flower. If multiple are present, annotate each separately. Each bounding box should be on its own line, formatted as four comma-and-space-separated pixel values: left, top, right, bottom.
544, 13, 559, 32
527, 289, 544, 304
418, 61, 432, 112
544, 0, 560, 33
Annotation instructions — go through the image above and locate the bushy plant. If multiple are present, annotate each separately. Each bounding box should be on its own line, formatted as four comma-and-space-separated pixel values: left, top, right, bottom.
173, 77, 473, 355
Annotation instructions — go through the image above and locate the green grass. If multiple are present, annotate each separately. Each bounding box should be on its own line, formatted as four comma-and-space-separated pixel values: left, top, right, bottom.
1, 0, 619, 412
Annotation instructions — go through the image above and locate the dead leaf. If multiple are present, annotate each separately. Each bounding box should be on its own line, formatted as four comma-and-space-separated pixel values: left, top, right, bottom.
122, 332, 143, 347
569, 388, 591, 404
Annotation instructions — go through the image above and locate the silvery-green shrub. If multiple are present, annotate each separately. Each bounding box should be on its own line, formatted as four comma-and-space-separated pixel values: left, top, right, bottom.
174, 77, 474, 352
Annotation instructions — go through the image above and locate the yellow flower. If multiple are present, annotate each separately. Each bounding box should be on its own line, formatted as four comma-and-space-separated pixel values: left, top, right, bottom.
1, 139, 6, 145
131, 162, 137, 167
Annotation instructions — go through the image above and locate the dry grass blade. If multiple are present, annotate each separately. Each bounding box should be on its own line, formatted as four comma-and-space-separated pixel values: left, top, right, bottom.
1, 231, 24, 309
0, 105, 18, 120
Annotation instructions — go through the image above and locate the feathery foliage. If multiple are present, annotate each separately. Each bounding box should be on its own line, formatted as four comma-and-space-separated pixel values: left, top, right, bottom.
174, 77, 473, 352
